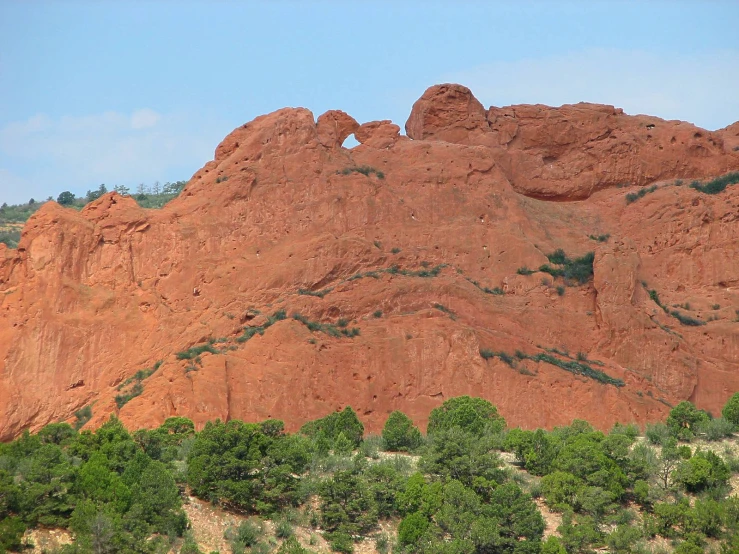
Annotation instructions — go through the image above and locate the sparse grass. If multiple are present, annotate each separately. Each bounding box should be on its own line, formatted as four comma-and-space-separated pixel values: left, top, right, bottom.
517, 266, 535, 276
298, 287, 333, 298
538, 249, 595, 285
391, 247, 401, 254
215, 175, 229, 183
433, 303, 456, 320
117, 361, 163, 390
556, 285, 565, 296
236, 310, 287, 343
390, 264, 446, 278
348, 263, 447, 283
468, 279, 504, 295
73, 405, 93, 430
176, 343, 220, 360
374, 240, 382, 249
292, 313, 360, 338
530, 352, 624, 387
647, 287, 668, 312
712, 304, 721, 310
690, 171, 739, 195
670, 310, 706, 326
339, 166, 385, 179
480, 349, 514, 367
115, 382, 143, 409
625, 185, 658, 204
480, 347, 620, 385
479, 349, 496, 360
588, 234, 610, 242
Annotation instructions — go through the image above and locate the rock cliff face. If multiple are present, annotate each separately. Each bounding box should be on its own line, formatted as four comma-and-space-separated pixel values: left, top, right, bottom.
1, 84, 738, 440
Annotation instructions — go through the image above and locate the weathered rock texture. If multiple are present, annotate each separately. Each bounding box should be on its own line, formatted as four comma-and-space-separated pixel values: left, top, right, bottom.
1, 84, 738, 439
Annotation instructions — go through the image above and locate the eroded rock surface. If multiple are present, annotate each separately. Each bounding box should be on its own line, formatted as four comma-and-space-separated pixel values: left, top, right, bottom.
1, 84, 738, 439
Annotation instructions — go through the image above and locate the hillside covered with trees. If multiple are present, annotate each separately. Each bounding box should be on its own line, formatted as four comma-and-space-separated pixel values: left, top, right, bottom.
5, 395, 739, 554
0, 182, 187, 248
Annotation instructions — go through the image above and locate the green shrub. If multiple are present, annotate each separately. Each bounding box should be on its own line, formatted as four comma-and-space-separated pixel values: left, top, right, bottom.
300, 406, 364, 447
479, 348, 495, 360
382, 411, 422, 452
73, 405, 93, 430
674, 450, 730, 492
667, 401, 710, 439
540, 536, 567, 554
292, 313, 360, 338
625, 185, 658, 204
180, 532, 204, 554
690, 171, 739, 195
432, 303, 456, 319
427, 396, 506, 436
529, 352, 624, 387
670, 310, 705, 326
606, 524, 643, 553
115, 381, 143, 409
539, 250, 595, 285
696, 417, 734, 441
359, 434, 382, 459
227, 518, 263, 548
327, 531, 353, 553
517, 266, 534, 276
237, 310, 287, 343
275, 519, 293, 539
645, 422, 671, 445
374, 533, 390, 554
176, 343, 219, 360
398, 512, 429, 546
723, 393, 739, 427
339, 166, 384, 179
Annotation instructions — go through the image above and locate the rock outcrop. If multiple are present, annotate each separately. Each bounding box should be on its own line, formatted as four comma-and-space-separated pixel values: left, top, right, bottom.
1, 84, 738, 440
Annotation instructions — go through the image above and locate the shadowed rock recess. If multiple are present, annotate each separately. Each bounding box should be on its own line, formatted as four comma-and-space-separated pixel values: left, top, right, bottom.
1, 83, 738, 440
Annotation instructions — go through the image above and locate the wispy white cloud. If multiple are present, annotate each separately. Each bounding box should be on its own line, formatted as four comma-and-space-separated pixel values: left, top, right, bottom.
131, 108, 161, 130
0, 109, 229, 205
444, 49, 739, 131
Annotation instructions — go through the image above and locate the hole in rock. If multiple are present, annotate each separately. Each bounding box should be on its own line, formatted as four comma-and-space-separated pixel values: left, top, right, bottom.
342, 134, 359, 149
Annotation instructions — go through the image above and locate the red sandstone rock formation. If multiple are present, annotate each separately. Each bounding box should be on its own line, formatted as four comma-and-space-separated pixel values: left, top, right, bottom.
1, 84, 738, 440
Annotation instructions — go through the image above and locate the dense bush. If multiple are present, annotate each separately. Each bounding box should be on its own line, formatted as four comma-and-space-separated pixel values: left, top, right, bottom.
667, 401, 710, 440
300, 407, 364, 448
690, 171, 739, 195
538, 249, 595, 285
5, 395, 739, 553
0, 416, 187, 553
382, 411, 422, 452
187, 419, 311, 513
427, 396, 506, 437
723, 393, 739, 427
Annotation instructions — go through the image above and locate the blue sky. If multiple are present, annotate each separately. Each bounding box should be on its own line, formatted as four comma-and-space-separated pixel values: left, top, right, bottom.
1, 1, 738, 205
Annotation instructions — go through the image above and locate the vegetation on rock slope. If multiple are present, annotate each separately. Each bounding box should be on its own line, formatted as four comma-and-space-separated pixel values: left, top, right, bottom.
4, 394, 739, 553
